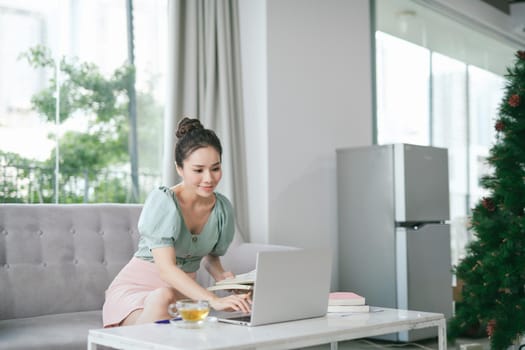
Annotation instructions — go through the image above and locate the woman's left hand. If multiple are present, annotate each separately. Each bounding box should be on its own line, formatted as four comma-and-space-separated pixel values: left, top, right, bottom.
217, 271, 234, 282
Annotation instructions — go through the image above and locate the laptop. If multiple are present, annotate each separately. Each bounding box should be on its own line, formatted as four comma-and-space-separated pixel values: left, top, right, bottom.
212, 247, 332, 326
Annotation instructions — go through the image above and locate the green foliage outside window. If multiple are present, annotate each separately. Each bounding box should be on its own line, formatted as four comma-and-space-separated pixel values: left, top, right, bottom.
0, 45, 162, 203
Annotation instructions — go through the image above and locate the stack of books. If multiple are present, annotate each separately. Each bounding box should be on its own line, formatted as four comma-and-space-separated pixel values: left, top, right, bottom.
327, 292, 370, 313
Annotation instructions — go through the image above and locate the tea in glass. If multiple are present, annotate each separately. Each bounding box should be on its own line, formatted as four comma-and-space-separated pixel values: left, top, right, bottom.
168, 299, 210, 327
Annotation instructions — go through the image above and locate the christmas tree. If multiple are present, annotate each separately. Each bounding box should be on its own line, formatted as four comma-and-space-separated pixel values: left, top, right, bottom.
449, 50, 525, 350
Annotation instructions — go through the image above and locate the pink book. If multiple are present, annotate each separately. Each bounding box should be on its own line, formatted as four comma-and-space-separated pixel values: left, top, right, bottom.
328, 292, 366, 306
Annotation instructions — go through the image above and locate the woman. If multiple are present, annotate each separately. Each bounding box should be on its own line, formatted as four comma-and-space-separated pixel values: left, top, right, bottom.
102, 117, 251, 327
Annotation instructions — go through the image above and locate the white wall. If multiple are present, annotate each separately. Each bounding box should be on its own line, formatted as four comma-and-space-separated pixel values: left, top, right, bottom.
266, 0, 373, 246
240, 0, 374, 289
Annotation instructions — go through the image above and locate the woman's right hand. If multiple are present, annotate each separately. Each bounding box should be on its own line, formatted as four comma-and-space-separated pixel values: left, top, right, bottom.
210, 293, 251, 313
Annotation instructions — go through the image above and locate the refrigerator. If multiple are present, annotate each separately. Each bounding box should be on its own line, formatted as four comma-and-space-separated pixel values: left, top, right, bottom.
336, 144, 453, 342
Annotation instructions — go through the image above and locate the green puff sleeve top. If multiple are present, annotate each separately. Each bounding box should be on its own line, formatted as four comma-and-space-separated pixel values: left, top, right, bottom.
134, 186, 235, 273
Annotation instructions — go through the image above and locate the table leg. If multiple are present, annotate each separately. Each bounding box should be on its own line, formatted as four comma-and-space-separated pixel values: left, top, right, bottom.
87, 337, 97, 350
330, 341, 338, 350
437, 318, 447, 350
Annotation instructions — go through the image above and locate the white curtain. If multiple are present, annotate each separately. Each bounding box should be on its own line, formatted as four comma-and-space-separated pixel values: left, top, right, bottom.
163, 0, 249, 241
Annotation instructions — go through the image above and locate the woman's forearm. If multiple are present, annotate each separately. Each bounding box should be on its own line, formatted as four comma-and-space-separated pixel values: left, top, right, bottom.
153, 247, 217, 301
203, 255, 230, 281
162, 264, 217, 300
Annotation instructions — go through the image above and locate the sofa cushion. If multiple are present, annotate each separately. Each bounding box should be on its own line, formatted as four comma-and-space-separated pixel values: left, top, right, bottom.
0, 310, 102, 350
0, 204, 142, 320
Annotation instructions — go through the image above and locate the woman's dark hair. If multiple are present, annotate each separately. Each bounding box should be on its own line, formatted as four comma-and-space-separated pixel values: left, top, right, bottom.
174, 117, 223, 168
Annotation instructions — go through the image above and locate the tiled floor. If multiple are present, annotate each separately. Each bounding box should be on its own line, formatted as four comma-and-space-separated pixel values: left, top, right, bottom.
304, 336, 490, 350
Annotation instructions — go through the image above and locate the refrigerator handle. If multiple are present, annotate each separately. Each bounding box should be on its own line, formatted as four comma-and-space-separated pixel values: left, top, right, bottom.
395, 221, 447, 231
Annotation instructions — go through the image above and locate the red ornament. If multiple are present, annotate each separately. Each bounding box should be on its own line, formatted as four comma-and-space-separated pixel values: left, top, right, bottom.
495, 120, 505, 132
518, 51, 525, 60
509, 94, 520, 107
482, 197, 496, 212
486, 319, 496, 338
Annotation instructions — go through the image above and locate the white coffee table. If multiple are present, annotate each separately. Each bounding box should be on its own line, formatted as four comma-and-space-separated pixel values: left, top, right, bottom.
87, 307, 446, 350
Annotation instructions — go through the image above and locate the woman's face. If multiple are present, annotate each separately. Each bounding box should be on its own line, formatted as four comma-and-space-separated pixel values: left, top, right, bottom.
176, 146, 222, 198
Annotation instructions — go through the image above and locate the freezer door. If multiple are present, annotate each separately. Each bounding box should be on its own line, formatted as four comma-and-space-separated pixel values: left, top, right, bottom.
394, 144, 450, 222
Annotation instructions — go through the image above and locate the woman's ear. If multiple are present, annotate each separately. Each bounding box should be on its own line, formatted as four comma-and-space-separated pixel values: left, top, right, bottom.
176, 165, 183, 178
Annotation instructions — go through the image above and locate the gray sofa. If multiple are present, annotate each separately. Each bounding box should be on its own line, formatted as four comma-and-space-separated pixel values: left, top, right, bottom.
0, 203, 288, 350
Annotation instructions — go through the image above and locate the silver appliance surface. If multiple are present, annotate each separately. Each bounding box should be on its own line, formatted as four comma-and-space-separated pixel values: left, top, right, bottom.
336, 144, 453, 342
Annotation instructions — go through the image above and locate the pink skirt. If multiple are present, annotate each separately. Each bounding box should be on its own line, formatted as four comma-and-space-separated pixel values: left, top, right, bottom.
102, 257, 172, 327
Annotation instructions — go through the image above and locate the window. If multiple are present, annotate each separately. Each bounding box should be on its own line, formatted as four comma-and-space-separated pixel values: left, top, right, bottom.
376, 32, 430, 145
376, 0, 512, 267
468, 66, 505, 209
0, 0, 167, 203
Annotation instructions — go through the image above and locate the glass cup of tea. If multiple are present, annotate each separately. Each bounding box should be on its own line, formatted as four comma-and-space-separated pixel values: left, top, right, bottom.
168, 299, 210, 328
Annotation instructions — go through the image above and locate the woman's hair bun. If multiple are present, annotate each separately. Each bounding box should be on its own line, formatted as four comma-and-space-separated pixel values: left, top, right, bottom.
176, 117, 204, 138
